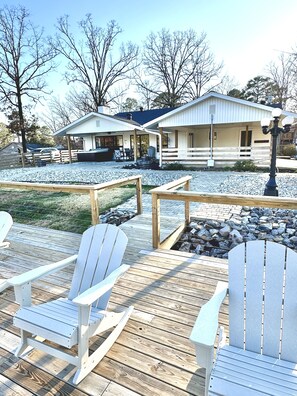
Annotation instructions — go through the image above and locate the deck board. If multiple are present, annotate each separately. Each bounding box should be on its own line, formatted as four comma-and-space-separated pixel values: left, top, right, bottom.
0, 213, 228, 395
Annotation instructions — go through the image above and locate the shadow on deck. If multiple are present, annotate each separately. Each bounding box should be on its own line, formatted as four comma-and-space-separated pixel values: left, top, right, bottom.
0, 214, 228, 396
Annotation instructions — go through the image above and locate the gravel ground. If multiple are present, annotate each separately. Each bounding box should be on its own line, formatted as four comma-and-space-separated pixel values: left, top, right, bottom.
0, 161, 296, 197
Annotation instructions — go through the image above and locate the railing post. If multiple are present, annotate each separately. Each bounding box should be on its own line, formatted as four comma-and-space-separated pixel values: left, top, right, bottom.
21, 153, 25, 168
90, 189, 99, 225
136, 176, 143, 215
152, 192, 160, 249
184, 179, 190, 225
67, 136, 72, 164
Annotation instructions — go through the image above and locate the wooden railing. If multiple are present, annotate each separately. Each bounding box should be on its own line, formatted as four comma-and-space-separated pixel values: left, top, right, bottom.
0, 150, 79, 170
161, 145, 270, 167
0, 153, 22, 169
150, 176, 297, 249
0, 175, 142, 225
21, 150, 79, 166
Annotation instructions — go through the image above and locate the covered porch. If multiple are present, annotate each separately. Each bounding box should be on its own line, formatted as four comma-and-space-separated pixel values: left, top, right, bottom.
160, 121, 270, 167
54, 107, 163, 164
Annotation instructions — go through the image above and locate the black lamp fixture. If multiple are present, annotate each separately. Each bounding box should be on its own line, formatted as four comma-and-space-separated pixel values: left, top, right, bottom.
261, 108, 294, 196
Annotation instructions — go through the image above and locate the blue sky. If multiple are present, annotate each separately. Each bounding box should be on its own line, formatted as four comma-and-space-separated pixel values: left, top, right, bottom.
1, 0, 297, 103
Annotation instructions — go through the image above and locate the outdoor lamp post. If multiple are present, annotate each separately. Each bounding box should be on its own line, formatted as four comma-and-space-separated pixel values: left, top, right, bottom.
261, 108, 294, 196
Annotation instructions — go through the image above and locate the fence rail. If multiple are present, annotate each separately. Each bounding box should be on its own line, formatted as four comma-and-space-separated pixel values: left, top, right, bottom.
161, 145, 270, 166
0, 175, 142, 226
150, 176, 297, 249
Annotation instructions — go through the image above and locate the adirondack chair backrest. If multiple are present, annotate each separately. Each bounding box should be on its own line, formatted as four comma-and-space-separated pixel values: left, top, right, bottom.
228, 240, 297, 362
68, 224, 128, 309
0, 211, 13, 243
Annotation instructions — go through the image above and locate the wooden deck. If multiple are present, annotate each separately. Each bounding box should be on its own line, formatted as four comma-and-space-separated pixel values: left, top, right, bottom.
0, 214, 228, 396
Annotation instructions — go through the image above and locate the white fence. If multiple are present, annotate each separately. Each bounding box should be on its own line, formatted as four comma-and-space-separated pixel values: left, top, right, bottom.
161, 146, 270, 167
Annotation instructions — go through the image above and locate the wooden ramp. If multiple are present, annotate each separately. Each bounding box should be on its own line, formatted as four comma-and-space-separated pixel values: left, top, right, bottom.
0, 214, 228, 396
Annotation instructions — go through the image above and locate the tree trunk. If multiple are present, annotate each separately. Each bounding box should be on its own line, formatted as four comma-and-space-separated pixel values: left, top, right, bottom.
17, 94, 27, 153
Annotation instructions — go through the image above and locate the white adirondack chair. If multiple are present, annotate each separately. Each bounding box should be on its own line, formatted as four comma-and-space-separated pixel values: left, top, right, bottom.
10, 224, 133, 385
190, 240, 297, 396
0, 211, 13, 292
0, 211, 13, 249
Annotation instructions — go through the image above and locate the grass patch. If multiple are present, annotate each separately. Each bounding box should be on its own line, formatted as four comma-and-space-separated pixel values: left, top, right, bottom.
0, 186, 139, 234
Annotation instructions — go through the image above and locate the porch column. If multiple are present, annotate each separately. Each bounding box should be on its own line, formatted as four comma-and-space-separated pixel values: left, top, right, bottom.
133, 129, 137, 161
67, 135, 72, 164
159, 127, 163, 168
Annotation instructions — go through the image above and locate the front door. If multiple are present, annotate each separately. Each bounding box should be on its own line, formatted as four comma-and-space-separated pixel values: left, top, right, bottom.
130, 134, 149, 158
240, 130, 252, 156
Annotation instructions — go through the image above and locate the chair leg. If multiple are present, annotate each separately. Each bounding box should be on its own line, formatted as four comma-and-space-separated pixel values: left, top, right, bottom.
15, 329, 32, 357
73, 306, 133, 385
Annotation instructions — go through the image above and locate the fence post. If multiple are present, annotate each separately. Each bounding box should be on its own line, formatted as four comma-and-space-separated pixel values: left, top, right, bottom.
184, 179, 190, 225
67, 136, 72, 164
136, 176, 143, 215
90, 189, 99, 225
152, 192, 160, 248
21, 153, 25, 168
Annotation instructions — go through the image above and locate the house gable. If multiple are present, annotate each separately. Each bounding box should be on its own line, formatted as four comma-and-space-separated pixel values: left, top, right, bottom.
55, 113, 142, 136
158, 96, 277, 128
144, 92, 297, 129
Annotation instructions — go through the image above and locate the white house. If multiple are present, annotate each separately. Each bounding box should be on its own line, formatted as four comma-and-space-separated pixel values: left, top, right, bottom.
144, 92, 297, 167
55, 93, 297, 167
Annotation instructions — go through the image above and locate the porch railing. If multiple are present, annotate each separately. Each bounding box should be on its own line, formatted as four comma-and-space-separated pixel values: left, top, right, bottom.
150, 176, 297, 249
161, 145, 270, 167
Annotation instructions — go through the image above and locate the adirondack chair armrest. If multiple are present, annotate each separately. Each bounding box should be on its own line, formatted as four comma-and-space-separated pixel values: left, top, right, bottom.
73, 264, 130, 306
190, 281, 228, 370
8, 254, 78, 287
0, 279, 9, 293
0, 241, 10, 249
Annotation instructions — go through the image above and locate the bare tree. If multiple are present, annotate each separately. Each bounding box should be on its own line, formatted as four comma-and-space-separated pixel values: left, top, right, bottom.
0, 5, 57, 152
187, 51, 223, 99
54, 15, 139, 110
135, 77, 159, 109
267, 53, 297, 109
139, 29, 223, 107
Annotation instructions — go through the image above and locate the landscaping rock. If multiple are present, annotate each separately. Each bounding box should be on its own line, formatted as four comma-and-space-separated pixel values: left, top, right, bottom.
173, 207, 297, 259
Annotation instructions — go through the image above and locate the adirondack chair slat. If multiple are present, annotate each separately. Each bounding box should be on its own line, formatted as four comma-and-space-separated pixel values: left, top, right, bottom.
210, 346, 297, 395
281, 247, 297, 362
245, 240, 265, 353
262, 241, 286, 358
228, 243, 245, 348
96, 229, 128, 310
68, 225, 107, 299
12, 224, 133, 384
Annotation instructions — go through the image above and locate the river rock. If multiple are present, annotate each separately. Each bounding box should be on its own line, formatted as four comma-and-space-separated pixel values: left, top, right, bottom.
219, 224, 231, 237
173, 206, 297, 258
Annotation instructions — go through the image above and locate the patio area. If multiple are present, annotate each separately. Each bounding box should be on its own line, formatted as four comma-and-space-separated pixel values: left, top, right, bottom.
0, 213, 228, 396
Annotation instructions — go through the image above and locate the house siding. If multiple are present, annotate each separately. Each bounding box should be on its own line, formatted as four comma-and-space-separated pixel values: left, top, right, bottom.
159, 97, 274, 128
